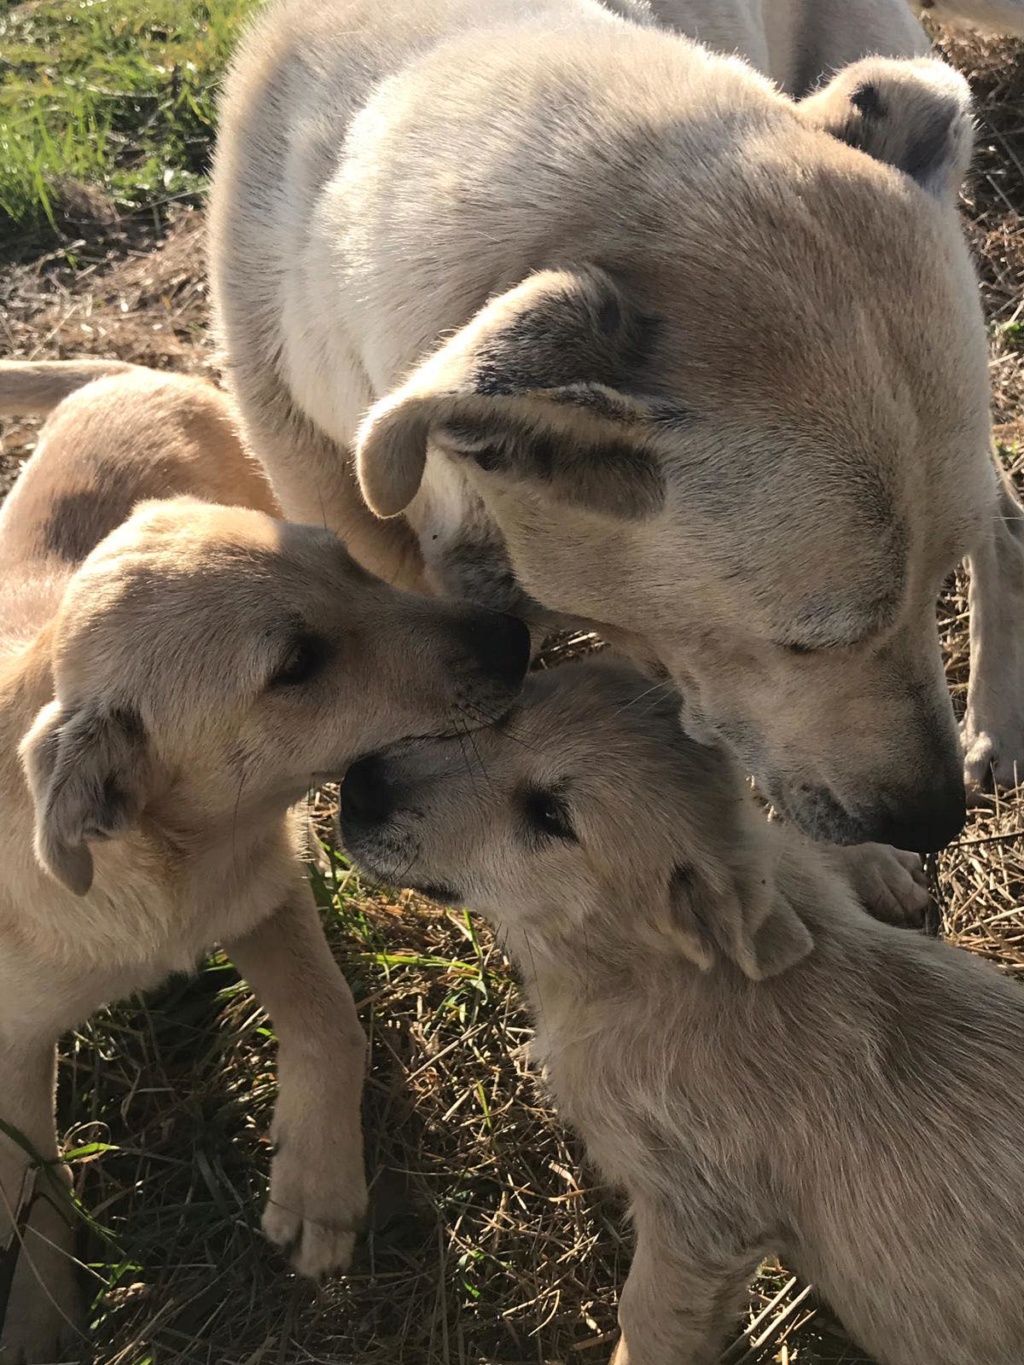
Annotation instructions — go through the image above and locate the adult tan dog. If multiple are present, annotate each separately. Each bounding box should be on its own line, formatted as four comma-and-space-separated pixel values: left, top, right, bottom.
210, 0, 1024, 858
0, 361, 529, 1363
340, 658, 1024, 1365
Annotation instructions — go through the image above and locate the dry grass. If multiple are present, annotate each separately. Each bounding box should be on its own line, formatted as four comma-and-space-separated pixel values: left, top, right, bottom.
1, 19, 1023, 1365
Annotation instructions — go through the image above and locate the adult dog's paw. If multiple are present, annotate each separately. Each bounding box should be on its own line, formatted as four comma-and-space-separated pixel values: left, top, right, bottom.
962, 715, 1024, 792
963, 473, 1024, 793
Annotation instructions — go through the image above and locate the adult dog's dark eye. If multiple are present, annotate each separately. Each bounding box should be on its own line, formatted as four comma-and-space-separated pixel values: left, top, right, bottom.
524, 787, 576, 842
269, 632, 332, 688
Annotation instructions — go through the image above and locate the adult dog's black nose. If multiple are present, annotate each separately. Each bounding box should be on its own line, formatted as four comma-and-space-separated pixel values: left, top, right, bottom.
341, 754, 397, 830
870, 779, 967, 855
458, 609, 531, 692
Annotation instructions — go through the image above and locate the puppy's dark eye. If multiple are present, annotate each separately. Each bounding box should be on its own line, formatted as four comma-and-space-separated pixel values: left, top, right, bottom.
269, 632, 332, 688
782, 640, 815, 656
524, 787, 576, 843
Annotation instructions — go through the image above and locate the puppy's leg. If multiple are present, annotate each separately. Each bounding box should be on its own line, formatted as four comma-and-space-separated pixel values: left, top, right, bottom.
824, 842, 932, 928
962, 466, 1024, 790
612, 1211, 759, 1365
223, 885, 368, 1278
0, 1039, 83, 1365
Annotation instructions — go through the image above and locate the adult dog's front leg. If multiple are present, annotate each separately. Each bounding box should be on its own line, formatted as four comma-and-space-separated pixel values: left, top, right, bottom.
963, 464, 1024, 789
224, 886, 368, 1278
0, 1037, 82, 1365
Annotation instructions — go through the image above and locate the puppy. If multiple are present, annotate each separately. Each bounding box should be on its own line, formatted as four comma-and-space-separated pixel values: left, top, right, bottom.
341, 658, 1024, 1365
0, 361, 529, 1364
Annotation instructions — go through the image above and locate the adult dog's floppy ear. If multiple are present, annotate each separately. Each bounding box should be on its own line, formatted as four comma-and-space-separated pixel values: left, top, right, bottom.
19, 699, 152, 895
667, 856, 813, 981
355, 266, 669, 520
800, 57, 973, 198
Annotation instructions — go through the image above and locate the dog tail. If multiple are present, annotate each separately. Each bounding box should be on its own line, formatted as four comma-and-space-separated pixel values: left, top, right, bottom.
0, 359, 142, 417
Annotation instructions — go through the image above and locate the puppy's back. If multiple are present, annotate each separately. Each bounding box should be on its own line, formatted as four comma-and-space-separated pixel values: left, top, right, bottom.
542, 861, 1024, 1365
0, 365, 278, 659
786, 906, 1024, 1364
0, 366, 276, 582
665, 884, 1024, 1364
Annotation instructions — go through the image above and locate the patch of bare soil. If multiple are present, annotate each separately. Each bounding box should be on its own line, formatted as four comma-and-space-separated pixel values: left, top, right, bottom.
0, 205, 212, 493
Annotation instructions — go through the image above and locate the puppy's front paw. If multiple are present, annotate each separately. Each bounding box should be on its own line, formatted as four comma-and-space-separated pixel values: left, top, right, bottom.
829, 842, 934, 929
262, 1127, 367, 1279
1, 1206, 83, 1363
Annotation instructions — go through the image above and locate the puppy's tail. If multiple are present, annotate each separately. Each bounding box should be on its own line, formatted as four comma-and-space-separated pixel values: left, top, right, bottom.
0, 359, 141, 417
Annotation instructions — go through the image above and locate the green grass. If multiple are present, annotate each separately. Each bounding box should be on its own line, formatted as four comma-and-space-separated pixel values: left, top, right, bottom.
0, 0, 258, 239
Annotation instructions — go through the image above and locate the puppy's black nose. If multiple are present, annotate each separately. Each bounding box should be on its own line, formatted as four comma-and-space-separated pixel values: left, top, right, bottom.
459, 609, 531, 692
341, 754, 397, 829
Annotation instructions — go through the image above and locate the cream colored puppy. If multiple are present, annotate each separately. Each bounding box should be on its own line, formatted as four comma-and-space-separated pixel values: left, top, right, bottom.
341, 658, 1024, 1365
0, 362, 529, 1364
211, 0, 1024, 857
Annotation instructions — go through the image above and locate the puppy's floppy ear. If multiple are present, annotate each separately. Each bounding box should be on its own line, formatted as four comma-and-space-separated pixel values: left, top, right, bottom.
799, 57, 973, 198
667, 857, 813, 981
19, 699, 152, 896
355, 266, 671, 520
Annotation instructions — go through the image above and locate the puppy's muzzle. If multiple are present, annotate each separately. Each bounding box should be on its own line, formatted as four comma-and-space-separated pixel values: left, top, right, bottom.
454, 608, 531, 698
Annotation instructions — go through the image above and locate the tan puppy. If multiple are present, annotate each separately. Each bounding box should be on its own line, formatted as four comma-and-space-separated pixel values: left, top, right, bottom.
0, 362, 529, 1363
210, 0, 1024, 856
340, 658, 1024, 1365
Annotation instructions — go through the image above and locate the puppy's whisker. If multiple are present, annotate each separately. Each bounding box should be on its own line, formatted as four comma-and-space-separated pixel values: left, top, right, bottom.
231, 767, 248, 869
453, 697, 515, 738
612, 680, 676, 717
452, 719, 489, 800
459, 718, 493, 792
456, 700, 541, 753
386, 843, 424, 895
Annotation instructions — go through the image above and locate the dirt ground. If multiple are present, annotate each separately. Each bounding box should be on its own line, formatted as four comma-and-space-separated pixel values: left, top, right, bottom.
1, 22, 1024, 1365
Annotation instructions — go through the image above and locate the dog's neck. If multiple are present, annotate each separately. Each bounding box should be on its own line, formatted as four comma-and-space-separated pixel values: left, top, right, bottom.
494, 884, 710, 1026
141, 780, 304, 888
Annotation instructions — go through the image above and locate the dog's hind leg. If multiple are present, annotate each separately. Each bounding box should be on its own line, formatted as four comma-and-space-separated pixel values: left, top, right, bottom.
223, 883, 369, 1279
612, 1206, 760, 1365
962, 464, 1024, 791
0, 1038, 83, 1365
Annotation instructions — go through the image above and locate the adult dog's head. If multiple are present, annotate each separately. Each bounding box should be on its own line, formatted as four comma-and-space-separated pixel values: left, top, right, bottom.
19, 499, 529, 895
356, 55, 992, 853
